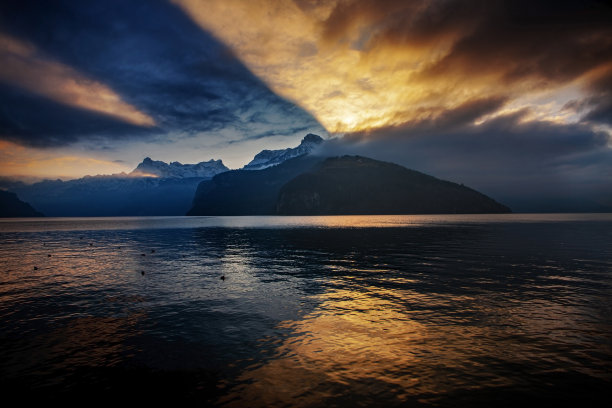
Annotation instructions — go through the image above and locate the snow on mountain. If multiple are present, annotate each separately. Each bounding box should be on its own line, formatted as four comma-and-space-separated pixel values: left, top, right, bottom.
243, 133, 324, 170
6, 157, 230, 216
131, 157, 229, 178
2, 136, 329, 216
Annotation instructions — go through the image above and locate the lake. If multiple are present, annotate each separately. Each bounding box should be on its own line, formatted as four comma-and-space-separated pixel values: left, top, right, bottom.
1, 214, 611, 406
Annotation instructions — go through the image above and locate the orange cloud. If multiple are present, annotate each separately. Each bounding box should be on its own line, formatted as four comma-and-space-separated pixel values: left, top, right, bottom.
0, 140, 132, 180
0, 33, 155, 127
173, 0, 612, 133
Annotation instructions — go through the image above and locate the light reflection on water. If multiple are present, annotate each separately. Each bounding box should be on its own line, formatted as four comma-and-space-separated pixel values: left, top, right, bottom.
1, 215, 611, 405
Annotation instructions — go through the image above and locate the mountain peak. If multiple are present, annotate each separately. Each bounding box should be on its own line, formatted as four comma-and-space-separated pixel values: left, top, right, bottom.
301, 133, 324, 145
243, 133, 325, 171
131, 157, 228, 178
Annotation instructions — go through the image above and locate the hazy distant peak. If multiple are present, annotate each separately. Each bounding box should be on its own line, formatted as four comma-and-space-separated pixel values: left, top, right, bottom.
131, 157, 228, 178
243, 133, 324, 171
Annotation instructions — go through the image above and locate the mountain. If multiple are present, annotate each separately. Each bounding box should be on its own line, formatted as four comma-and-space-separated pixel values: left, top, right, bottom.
188, 155, 322, 215
132, 157, 228, 178
0, 134, 326, 217
277, 156, 511, 214
242, 133, 324, 170
188, 155, 510, 216
0, 190, 43, 217
6, 157, 228, 216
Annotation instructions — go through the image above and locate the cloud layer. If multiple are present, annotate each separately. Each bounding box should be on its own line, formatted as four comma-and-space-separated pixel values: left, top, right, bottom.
175, 0, 612, 133
0, 0, 610, 209
319, 109, 612, 211
0, 0, 322, 148
174, 0, 612, 210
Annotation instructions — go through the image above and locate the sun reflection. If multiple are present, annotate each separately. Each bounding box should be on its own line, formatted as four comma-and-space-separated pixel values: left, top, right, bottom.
220, 284, 432, 406
219, 265, 590, 407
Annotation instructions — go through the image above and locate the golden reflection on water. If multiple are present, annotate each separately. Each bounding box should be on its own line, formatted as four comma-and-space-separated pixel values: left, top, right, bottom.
2, 217, 611, 404
222, 283, 451, 406
0, 237, 147, 297
221, 270, 595, 407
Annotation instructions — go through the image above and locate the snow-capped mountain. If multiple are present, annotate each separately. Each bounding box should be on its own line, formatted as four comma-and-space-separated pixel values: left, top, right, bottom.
243, 133, 324, 170
1, 134, 328, 216
6, 157, 230, 216
131, 157, 228, 178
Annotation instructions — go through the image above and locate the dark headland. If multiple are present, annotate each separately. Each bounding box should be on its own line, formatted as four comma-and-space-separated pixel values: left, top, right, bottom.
188, 155, 510, 215
0, 190, 44, 217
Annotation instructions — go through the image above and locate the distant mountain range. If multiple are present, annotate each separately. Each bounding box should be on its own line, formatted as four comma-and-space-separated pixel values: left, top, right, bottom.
1, 158, 229, 216
132, 157, 228, 178
0, 134, 326, 217
1, 133, 515, 216
189, 155, 510, 215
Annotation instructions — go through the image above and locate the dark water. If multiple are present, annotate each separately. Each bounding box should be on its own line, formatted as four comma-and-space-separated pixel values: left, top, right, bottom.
1, 215, 611, 406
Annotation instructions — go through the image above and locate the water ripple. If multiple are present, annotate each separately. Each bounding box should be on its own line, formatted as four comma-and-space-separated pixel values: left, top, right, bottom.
1, 215, 611, 405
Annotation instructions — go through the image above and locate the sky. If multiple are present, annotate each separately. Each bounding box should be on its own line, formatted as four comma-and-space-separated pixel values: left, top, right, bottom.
0, 0, 611, 209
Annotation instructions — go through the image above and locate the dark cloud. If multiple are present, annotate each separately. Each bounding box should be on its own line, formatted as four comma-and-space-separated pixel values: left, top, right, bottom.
226, 126, 314, 145
322, 0, 481, 48
0, 83, 154, 147
0, 0, 321, 146
340, 108, 609, 169
324, 112, 612, 212
322, 0, 612, 125
325, 0, 612, 82
423, 1, 612, 82
580, 71, 612, 126
313, 0, 612, 210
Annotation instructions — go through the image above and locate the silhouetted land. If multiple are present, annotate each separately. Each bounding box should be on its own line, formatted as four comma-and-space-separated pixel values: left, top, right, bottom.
0, 190, 43, 217
189, 156, 510, 215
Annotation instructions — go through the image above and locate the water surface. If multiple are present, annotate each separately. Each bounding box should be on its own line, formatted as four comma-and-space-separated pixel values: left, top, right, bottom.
1, 215, 611, 406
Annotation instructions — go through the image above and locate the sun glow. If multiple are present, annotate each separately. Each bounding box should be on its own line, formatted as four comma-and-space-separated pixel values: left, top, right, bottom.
0, 141, 133, 180
173, 0, 602, 134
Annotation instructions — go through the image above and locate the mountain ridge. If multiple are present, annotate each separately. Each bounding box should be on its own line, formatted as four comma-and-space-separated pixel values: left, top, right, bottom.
188, 155, 322, 215
0, 134, 321, 216
243, 133, 324, 170
4, 156, 230, 216
0, 135, 514, 216
0, 190, 44, 217
277, 156, 511, 215
189, 155, 511, 216
132, 157, 228, 178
